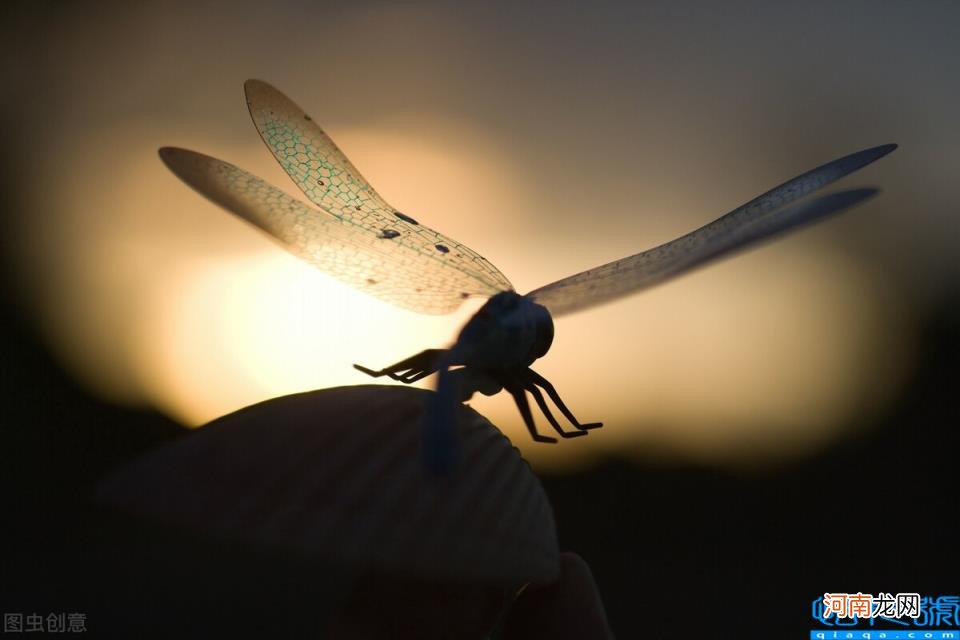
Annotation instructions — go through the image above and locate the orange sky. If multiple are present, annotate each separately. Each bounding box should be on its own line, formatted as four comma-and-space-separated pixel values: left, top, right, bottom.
5, 1, 955, 470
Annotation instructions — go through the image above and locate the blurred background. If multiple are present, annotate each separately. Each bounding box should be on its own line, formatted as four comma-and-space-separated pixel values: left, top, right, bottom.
1, 0, 956, 637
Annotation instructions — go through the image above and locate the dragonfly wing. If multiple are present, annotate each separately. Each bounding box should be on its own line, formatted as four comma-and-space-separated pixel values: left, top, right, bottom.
243, 79, 513, 298
527, 144, 896, 316
160, 147, 504, 314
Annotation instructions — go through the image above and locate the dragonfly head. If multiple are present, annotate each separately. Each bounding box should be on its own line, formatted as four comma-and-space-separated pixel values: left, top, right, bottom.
455, 291, 554, 371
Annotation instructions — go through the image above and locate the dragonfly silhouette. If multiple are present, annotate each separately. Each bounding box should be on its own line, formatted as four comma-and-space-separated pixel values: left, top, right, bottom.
161, 80, 896, 473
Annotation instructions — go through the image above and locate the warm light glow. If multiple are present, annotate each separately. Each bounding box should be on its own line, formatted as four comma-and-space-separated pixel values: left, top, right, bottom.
507, 244, 911, 470
133, 250, 478, 426
22, 91, 913, 472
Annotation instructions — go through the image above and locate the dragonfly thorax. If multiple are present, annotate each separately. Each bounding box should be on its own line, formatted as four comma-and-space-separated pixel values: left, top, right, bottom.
455, 291, 554, 373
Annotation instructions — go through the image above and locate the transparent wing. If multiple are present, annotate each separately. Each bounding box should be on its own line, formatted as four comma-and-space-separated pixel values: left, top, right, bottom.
160, 147, 505, 314
527, 144, 896, 316
243, 79, 513, 298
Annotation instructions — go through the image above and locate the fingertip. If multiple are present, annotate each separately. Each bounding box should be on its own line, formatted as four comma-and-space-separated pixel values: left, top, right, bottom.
502, 551, 613, 640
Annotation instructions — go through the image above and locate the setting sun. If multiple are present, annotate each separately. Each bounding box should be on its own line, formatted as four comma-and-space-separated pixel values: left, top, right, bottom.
20, 81, 911, 471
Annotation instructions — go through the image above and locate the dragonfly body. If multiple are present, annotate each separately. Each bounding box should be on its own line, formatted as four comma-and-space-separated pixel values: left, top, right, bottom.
352, 290, 554, 390
161, 79, 896, 474
355, 291, 602, 472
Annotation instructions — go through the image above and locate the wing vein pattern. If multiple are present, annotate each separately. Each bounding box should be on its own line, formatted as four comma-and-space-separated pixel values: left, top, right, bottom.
526, 144, 896, 316
161, 147, 503, 314
242, 79, 512, 312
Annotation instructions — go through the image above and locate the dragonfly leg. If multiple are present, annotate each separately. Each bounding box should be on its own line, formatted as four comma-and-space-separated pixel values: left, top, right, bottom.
353, 349, 449, 385
504, 383, 557, 444
525, 369, 603, 431
353, 365, 430, 384
525, 382, 588, 438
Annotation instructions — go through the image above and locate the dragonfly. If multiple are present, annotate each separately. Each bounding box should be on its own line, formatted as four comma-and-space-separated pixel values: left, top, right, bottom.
160, 79, 896, 474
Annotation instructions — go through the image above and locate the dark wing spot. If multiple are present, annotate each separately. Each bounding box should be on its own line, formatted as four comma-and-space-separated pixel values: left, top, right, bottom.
460, 292, 470, 299
434, 244, 450, 254
304, 114, 312, 121
393, 211, 419, 225
379, 229, 401, 239
317, 179, 325, 186
355, 205, 362, 210
366, 278, 377, 285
